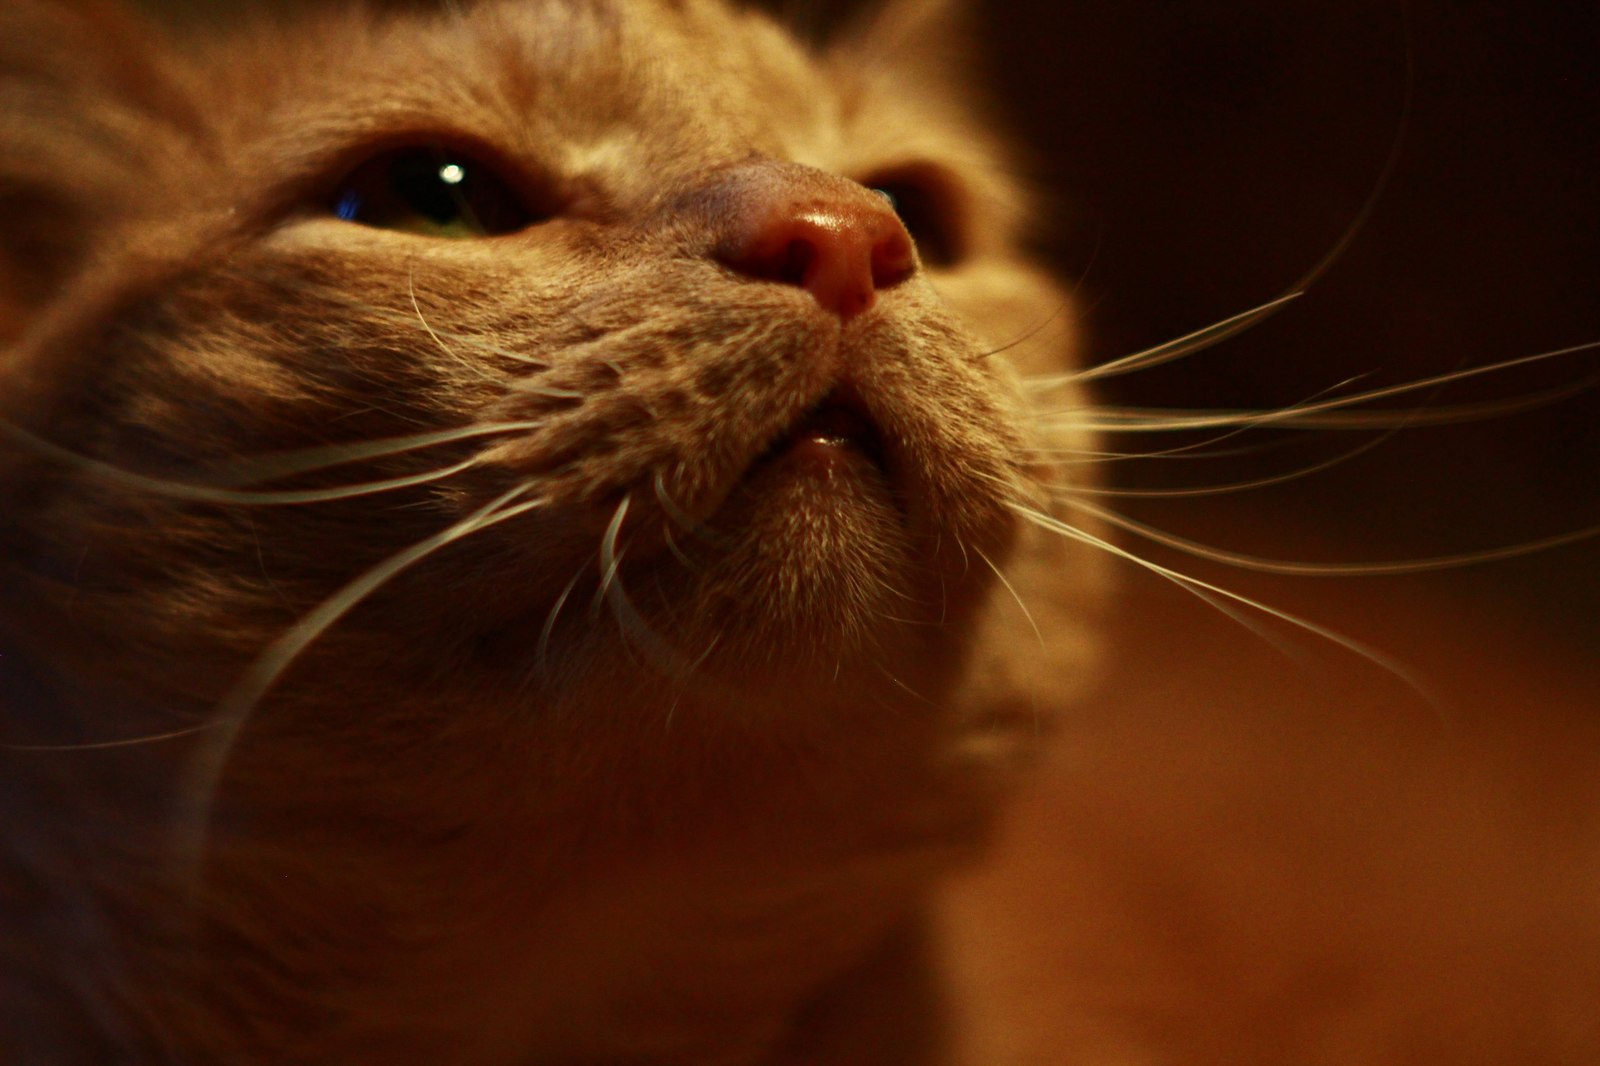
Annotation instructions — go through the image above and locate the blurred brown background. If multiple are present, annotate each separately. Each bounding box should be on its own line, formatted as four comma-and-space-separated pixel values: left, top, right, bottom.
956, 9, 1600, 1058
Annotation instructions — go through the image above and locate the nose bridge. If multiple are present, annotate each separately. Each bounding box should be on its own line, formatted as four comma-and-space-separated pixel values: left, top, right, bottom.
702, 160, 917, 322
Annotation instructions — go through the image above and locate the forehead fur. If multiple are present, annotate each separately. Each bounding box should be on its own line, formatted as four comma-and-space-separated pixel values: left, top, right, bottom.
0, 0, 1022, 349
204, 0, 830, 162
179, 0, 1011, 229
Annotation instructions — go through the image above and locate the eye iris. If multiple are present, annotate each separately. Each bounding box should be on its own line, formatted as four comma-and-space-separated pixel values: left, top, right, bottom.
330, 148, 538, 237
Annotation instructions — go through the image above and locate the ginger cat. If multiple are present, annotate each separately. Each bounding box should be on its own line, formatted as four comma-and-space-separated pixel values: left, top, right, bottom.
0, 0, 1101, 1061
6, 2, 1598, 1064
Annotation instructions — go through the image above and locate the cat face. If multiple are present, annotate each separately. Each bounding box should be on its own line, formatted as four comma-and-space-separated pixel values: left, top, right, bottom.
0, 2, 1111, 1057
0, 0, 1100, 791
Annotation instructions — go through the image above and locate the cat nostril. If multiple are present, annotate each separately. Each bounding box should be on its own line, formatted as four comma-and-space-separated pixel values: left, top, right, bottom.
719, 193, 917, 322
777, 239, 814, 288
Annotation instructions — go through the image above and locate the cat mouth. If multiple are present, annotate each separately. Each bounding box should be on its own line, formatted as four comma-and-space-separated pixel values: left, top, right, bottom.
754, 385, 891, 477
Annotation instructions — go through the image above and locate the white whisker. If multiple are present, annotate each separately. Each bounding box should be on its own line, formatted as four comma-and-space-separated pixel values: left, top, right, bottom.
206, 422, 543, 484
595, 495, 631, 615
1037, 292, 1303, 390
407, 263, 500, 383
537, 569, 585, 676
1282, 10, 1414, 298
663, 634, 723, 733
1030, 377, 1382, 473
661, 521, 695, 569
1022, 436, 1316, 464
1055, 428, 1398, 500
1, 420, 541, 503
652, 469, 732, 549
653, 471, 698, 532
1036, 25, 1411, 394
1042, 340, 1600, 434
1063, 496, 1600, 577
596, 495, 686, 673
974, 546, 1043, 649
4, 723, 210, 754
875, 664, 935, 706
510, 382, 587, 400
1007, 502, 1443, 708
171, 482, 547, 896
259, 268, 547, 366
972, 301, 1072, 364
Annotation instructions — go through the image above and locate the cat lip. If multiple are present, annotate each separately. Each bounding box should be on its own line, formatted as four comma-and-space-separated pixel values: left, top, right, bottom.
757, 383, 890, 473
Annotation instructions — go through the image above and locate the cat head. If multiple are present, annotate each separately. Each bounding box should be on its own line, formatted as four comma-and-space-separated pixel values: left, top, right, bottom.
0, 0, 1102, 797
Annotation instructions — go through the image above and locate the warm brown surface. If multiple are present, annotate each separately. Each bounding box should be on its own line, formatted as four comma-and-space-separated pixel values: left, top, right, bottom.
942, 511, 1600, 1064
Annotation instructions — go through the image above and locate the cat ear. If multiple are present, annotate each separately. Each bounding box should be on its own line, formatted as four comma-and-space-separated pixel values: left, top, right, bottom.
825, 0, 977, 80
811, 0, 987, 117
0, 0, 191, 341
745, 0, 974, 80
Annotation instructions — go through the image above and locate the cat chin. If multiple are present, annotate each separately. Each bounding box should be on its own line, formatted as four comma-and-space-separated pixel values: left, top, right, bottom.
550, 637, 975, 749
641, 463, 1007, 655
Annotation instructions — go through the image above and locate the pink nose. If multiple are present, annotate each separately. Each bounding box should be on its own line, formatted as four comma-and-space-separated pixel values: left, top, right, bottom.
714, 167, 917, 322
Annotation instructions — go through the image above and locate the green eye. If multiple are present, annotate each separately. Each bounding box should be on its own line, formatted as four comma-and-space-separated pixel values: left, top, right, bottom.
330, 147, 544, 237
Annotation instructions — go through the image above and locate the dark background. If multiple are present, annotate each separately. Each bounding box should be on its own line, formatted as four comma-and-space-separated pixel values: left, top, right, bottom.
981, 0, 1600, 643
138, 0, 1600, 642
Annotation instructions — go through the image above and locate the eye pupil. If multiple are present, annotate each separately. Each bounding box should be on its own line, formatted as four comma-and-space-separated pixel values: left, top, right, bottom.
390, 154, 470, 225
329, 147, 542, 238
869, 176, 962, 268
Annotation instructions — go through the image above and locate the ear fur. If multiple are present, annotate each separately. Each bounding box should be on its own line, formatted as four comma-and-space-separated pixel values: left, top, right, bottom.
0, 0, 194, 341
746, 0, 972, 72
814, 0, 989, 126
827, 0, 974, 73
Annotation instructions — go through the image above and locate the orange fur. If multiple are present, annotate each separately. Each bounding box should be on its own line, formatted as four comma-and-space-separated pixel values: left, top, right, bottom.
0, 1, 1099, 1061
